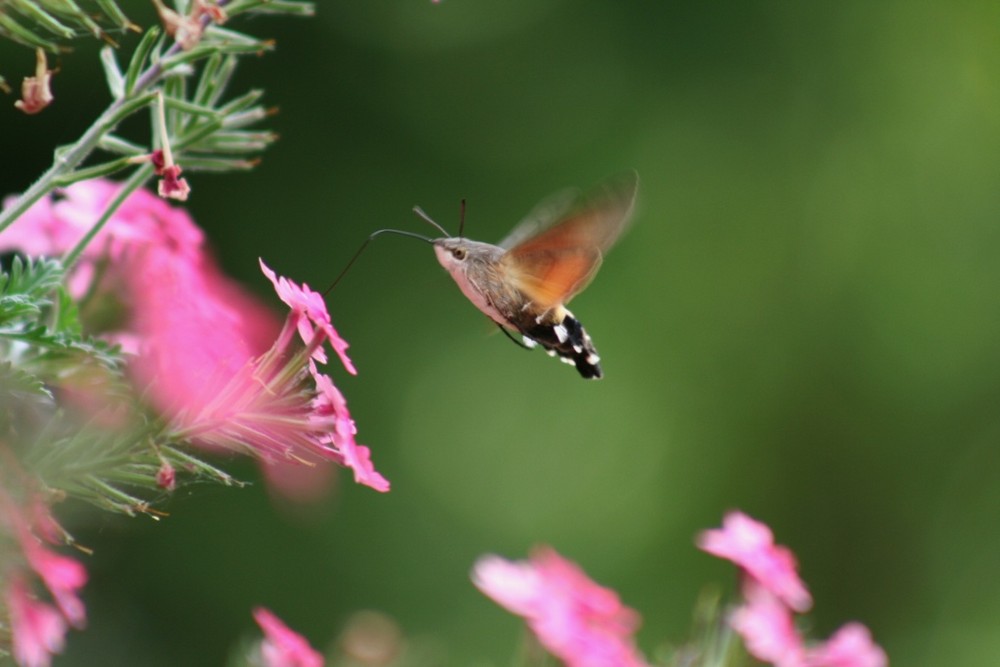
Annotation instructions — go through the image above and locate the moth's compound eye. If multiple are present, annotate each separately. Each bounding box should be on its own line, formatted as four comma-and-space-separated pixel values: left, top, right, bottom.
452, 247, 467, 260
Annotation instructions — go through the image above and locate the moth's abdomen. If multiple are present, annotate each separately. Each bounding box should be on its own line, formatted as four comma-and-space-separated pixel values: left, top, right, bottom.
523, 314, 603, 379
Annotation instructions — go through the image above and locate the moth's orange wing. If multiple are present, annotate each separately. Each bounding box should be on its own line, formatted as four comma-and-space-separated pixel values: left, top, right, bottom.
500, 171, 637, 309
504, 247, 604, 310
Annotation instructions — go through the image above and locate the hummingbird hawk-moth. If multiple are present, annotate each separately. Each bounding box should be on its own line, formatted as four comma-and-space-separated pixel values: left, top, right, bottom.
330, 171, 638, 379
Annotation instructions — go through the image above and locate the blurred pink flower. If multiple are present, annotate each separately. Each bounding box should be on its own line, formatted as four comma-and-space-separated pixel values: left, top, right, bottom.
697, 511, 812, 612
730, 584, 806, 667
0, 478, 85, 664
0, 178, 204, 300
253, 607, 325, 667
127, 244, 280, 423
5, 578, 67, 667
806, 623, 888, 667
472, 547, 648, 667
21, 543, 88, 628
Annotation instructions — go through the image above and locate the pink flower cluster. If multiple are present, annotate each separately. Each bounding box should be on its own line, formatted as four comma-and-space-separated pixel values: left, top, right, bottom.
0, 179, 388, 497
0, 482, 86, 667
473, 514, 887, 667
698, 511, 888, 667
472, 548, 648, 667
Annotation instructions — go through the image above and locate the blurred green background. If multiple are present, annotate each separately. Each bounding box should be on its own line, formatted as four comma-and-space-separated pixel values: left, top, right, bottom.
3, 1, 1000, 665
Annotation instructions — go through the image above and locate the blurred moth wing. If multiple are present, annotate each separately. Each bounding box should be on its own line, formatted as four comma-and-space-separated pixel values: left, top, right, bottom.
500, 170, 638, 312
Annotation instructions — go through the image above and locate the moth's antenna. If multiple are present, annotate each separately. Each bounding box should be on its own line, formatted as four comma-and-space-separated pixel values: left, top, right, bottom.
323, 228, 434, 296
412, 206, 451, 237
458, 198, 467, 238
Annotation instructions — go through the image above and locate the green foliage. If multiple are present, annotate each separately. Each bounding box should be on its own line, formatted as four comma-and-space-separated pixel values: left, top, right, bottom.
655, 591, 745, 667
0, 0, 135, 56
0, 254, 237, 515
0, 0, 312, 70
0, 255, 63, 323
0, 257, 119, 376
0, 0, 314, 236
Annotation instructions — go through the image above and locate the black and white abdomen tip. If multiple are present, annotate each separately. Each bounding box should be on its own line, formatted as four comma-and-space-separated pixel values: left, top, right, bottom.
523, 314, 603, 379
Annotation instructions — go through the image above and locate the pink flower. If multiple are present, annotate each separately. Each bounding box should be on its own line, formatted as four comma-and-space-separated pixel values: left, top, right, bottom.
0, 481, 89, 637
1, 178, 203, 260
473, 547, 648, 667
730, 584, 806, 667
141, 259, 388, 493
156, 164, 191, 201
147, 148, 192, 202
5, 578, 68, 667
253, 607, 325, 667
697, 511, 812, 612
806, 623, 887, 667
698, 512, 888, 667
1, 180, 387, 496
127, 244, 281, 424
22, 543, 88, 627
15, 49, 54, 115
260, 260, 355, 374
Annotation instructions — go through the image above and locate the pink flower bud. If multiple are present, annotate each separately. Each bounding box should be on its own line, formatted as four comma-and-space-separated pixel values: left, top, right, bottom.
156, 460, 177, 491
15, 49, 54, 115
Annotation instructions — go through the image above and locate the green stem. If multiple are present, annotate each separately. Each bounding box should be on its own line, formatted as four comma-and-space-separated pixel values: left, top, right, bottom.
0, 89, 166, 238
62, 165, 153, 270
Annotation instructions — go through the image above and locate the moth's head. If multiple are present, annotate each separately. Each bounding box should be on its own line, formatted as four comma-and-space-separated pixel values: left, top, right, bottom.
434, 238, 503, 276
433, 237, 471, 272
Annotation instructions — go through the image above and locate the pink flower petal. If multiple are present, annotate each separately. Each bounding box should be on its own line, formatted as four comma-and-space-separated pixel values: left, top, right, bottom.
130, 246, 281, 423
472, 556, 542, 615
259, 259, 356, 374
698, 511, 813, 612
730, 584, 807, 667
312, 369, 389, 493
253, 607, 325, 667
22, 543, 88, 628
473, 548, 648, 667
806, 623, 888, 667
6, 578, 68, 667
0, 178, 205, 300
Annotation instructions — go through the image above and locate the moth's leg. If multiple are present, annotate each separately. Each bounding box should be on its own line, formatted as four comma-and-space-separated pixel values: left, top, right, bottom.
497, 324, 535, 350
